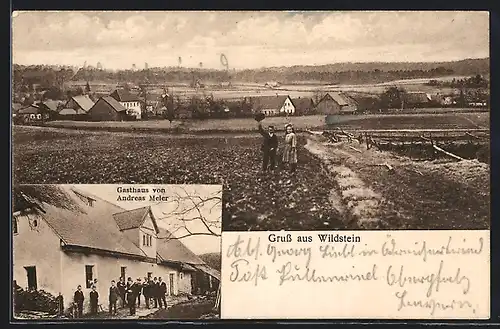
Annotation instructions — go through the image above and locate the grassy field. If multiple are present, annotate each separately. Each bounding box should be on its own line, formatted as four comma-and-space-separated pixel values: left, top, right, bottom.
40, 112, 489, 133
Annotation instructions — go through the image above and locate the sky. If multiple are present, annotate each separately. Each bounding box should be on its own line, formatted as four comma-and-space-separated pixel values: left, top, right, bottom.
12, 11, 489, 70
74, 184, 222, 255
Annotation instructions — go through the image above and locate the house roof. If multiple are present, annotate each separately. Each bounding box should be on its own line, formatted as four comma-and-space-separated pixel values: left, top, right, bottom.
18, 105, 40, 114
59, 108, 78, 115
98, 96, 128, 112
70, 95, 95, 112
113, 206, 159, 233
110, 89, 141, 102
326, 92, 349, 106
156, 228, 206, 266
40, 100, 60, 112
16, 185, 218, 274
291, 98, 313, 112
31, 186, 148, 257
404, 92, 432, 104
193, 264, 221, 281
251, 95, 289, 110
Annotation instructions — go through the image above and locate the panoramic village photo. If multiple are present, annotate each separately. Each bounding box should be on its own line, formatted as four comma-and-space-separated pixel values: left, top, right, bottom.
12, 184, 222, 320
12, 11, 489, 233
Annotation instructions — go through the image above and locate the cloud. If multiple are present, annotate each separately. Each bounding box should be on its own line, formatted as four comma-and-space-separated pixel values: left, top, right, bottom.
12, 11, 489, 69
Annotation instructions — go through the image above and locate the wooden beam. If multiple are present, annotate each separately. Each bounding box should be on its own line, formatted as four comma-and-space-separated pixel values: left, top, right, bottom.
432, 144, 464, 161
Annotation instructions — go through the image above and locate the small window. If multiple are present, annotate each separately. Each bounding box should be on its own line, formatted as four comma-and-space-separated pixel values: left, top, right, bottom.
33, 219, 38, 227
149, 235, 152, 246
85, 265, 94, 289
180, 273, 184, 279
13, 218, 18, 234
121, 266, 126, 280
147, 272, 152, 280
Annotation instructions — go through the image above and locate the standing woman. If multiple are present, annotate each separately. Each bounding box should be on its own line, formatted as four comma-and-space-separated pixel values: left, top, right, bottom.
282, 124, 298, 173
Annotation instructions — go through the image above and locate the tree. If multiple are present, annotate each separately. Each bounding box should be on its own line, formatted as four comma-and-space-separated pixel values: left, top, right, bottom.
43, 86, 64, 101
380, 86, 406, 110
85, 81, 91, 94
157, 186, 222, 240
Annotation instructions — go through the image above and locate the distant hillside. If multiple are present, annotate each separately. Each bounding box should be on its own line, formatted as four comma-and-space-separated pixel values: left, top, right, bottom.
13, 58, 489, 88
199, 253, 221, 270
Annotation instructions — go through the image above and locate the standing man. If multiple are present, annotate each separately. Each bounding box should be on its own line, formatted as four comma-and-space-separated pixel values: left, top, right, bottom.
73, 285, 84, 318
136, 278, 142, 307
126, 277, 136, 315
158, 277, 167, 309
108, 280, 119, 316
117, 277, 126, 308
257, 122, 278, 172
152, 277, 160, 308
89, 286, 99, 315
143, 277, 150, 309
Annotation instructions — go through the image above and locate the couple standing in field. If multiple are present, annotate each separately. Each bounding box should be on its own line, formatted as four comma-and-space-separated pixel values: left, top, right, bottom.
257, 122, 298, 173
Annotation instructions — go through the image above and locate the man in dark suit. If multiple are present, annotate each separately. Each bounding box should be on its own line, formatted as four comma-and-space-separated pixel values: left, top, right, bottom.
143, 277, 150, 309
258, 122, 278, 172
126, 277, 136, 315
136, 278, 142, 307
73, 285, 84, 318
108, 280, 119, 315
89, 286, 99, 315
152, 277, 160, 308
117, 277, 126, 308
158, 277, 167, 309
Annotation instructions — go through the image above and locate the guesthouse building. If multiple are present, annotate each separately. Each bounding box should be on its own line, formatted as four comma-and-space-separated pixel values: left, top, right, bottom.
13, 186, 220, 314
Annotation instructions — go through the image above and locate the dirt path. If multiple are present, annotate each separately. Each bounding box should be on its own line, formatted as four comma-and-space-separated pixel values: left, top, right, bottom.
304, 135, 490, 229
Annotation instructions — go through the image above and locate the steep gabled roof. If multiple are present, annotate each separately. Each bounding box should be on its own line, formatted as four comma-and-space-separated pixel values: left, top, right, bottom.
251, 95, 289, 110
99, 96, 128, 112
18, 105, 41, 114
291, 97, 313, 112
59, 108, 78, 115
113, 206, 159, 233
70, 95, 95, 112
40, 100, 60, 112
30, 186, 147, 258
110, 89, 141, 102
404, 92, 432, 104
156, 228, 206, 265
327, 92, 349, 106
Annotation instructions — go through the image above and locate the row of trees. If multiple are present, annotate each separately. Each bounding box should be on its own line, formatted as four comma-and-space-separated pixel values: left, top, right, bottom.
14, 64, 466, 88
426, 74, 489, 89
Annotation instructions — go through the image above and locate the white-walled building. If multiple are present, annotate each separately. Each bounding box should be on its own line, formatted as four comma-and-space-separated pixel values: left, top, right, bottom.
13, 186, 219, 314
109, 89, 142, 119
252, 95, 295, 116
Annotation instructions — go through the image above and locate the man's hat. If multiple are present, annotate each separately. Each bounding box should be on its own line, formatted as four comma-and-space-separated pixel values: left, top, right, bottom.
254, 113, 265, 122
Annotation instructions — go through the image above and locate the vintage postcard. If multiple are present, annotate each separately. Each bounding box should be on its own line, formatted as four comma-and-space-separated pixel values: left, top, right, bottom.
12, 184, 221, 320
11, 10, 490, 320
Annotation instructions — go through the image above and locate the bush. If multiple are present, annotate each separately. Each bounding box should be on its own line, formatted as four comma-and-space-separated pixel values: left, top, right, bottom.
14, 287, 59, 315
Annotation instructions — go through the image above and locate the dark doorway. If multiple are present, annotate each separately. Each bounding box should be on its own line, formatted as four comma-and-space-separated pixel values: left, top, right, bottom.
24, 266, 37, 291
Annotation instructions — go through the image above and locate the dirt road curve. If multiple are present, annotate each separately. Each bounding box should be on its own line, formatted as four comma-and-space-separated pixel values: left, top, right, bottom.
304, 135, 489, 230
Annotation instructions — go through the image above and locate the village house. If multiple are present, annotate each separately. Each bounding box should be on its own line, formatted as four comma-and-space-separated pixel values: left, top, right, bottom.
87, 96, 129, 121
109, 89, 142, 119
13, 186, 220, 314
251, 95, 295, 116
15, 105, 49, 123
64, 95, 95, 115
291, 97, 315, 116
315, 92, 358, 115
402, 92, 432, 108
37, 100, 62, 120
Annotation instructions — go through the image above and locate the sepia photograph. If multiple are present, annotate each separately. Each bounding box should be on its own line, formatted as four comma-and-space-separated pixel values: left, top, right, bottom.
12, 184, 222, 320
11, 11, 490, 232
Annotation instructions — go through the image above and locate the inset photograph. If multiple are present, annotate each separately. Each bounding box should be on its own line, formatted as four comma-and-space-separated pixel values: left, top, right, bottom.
12, 184, 221, 320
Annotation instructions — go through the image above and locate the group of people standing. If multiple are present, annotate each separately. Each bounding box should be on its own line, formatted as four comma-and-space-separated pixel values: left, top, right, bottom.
73, 276, 169, 317
258, 122, 298, 173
